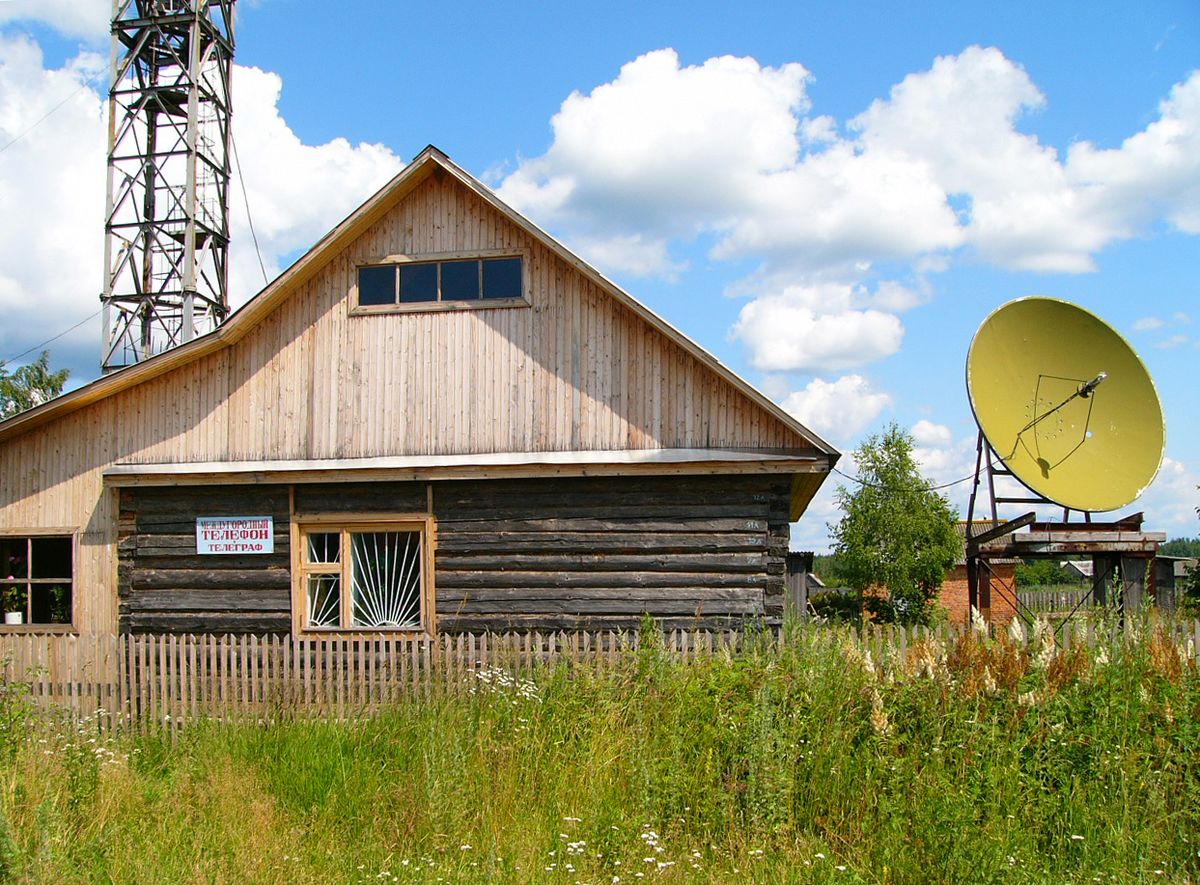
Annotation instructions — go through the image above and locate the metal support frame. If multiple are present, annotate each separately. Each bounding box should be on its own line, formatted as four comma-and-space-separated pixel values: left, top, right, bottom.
964, 430, 1152, 625
101, 0, 235, 372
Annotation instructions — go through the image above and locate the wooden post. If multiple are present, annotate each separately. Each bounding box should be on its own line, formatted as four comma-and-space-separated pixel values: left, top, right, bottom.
1154, 558, 1176, 613
1092, 556, 1116, 607
1119, 556, 1147, 613
967, 555, 979, 615
978, 562, 992, 622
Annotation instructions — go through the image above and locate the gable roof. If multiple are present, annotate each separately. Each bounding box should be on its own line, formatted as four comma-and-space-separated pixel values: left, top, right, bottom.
0, 146, 837, 466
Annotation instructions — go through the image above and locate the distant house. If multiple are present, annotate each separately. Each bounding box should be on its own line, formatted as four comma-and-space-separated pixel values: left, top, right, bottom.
0, 147, 839, 637
939, 522, 1020, 626
1062, 561, 1093, 581
1151, 556, 1198, 612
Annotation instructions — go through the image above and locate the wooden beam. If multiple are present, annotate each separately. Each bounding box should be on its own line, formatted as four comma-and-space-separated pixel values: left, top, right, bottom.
1030, 512, 1145, 533
980, 538, 1162, 556
966, 512, 1036, 553
103, 450, 830, 488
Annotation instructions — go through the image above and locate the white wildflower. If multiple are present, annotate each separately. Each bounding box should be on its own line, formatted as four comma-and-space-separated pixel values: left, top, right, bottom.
868, 685, 890, 737
1007, 617, 1026, 645
1032, 619, 1056, 670
970, 606, 988, 636
981, 665, 997, 695
1017, 689, 1041, 707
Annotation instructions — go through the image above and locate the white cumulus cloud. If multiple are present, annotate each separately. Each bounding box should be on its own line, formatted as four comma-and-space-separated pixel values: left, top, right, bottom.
731, 283, 904, 373
1136, 457, 1200, 537
0, 38, 403, 380
501, 44, 1200, 291
0, 0, 108, 42
911, 419, 954, 448
779, 375, 892, 443
226, 65, 405, 303
0, 34, 106, 366
498, 48, 812, 276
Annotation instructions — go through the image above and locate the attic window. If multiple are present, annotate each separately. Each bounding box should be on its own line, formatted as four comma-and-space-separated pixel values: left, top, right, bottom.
356, 256, 525, 310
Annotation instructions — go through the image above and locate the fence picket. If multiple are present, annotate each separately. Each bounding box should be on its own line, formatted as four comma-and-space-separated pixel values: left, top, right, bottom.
3, 619, 1199, 728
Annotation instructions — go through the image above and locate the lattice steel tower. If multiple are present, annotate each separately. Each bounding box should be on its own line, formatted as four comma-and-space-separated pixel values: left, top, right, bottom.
101, 0, 235, 371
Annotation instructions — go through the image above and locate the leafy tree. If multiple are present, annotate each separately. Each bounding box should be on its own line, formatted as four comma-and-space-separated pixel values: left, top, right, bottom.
0, 351, 69, 420
1015, 558, 1080, 587
1160, 537, 1200, 558
808, 590, 862, 626
830, 423, 961, 625
812, 552, 845, 585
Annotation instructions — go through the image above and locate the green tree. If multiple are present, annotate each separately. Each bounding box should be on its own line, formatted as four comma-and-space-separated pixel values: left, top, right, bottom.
1160, 537, 1200, 558
0, 351, 69, 420
830, 423, 961, 625
1015, 558, 1079, 587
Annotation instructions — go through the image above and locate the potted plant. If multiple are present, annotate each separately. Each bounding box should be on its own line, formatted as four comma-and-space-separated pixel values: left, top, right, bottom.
2, 581, 23, 625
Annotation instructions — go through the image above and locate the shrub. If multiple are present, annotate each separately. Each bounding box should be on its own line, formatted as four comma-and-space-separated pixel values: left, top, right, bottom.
809, 590, 862, 625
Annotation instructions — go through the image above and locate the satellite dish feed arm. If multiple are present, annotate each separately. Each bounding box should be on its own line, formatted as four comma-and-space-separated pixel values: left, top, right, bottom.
1078, 372, 1107, 398
1013, 371, 1108, 439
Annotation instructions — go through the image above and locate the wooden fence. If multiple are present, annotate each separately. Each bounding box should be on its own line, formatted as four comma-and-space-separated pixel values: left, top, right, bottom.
3, 621, 1198, 729
1018, 588, 1092, 613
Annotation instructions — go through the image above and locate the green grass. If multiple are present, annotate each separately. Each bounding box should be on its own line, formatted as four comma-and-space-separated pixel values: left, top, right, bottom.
1, 622, 1198, 883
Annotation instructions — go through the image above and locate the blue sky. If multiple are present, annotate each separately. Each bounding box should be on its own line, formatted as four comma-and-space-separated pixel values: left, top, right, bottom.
1, 0, 1197, 549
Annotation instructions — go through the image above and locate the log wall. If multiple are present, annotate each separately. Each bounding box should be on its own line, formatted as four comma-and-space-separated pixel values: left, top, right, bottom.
117, 475, 790, 634
432, 475, 790, 631
118, 487, 292, 634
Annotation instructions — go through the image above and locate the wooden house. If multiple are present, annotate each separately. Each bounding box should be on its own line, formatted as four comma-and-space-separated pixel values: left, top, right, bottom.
0, 147, 838, 637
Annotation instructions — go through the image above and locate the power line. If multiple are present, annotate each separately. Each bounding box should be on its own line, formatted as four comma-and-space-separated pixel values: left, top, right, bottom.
832, 465, 976, 493
0, 70, 105, 156
1, 309, 101, 366
230, 127, 269, 286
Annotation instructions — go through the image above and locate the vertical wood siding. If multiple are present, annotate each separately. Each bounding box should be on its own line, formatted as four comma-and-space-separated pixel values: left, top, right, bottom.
1, 172, 814, 635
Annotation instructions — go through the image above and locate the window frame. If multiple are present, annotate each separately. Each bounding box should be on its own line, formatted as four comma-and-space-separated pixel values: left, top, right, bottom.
291, 514, 436, 636
351, 249, 530, 315
0, 529, 77, 633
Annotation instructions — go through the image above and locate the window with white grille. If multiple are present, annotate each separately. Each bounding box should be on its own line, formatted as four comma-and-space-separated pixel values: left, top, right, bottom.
297, 521, 430, 632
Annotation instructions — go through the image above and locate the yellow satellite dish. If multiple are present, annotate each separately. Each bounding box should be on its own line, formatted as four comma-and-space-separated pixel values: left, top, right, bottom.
966, 297, 1165, 513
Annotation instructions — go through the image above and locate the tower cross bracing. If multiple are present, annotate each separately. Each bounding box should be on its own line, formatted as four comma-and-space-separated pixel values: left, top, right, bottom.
101, 0, 235, 371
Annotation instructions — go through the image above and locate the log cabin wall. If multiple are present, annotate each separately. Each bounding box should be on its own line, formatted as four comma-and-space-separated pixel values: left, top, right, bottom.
0, 159, 821, 637
117, 486, 292, 634
431, 474, 791, 632
115, 475, 790, 634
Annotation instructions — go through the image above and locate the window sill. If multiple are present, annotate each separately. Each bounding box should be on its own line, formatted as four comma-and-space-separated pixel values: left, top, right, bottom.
296, 628, 433, 641
350, 297, 530, 316
0, 624, 77, 634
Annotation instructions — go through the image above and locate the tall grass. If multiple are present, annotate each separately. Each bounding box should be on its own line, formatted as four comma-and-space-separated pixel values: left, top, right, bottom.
0, 621, 1197, 883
